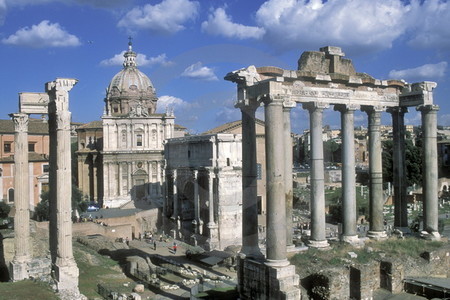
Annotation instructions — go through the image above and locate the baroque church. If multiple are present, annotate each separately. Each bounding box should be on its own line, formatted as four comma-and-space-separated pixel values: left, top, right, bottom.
76, 41, 175, 208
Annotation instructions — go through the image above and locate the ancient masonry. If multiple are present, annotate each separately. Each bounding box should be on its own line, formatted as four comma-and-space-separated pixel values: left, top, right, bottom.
9, 78, 81, 297
225, 46, 440, 299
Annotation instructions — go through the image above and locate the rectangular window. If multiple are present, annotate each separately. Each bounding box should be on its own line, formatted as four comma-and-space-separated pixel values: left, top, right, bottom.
43, 164, 49, 173
257, 163, 262, 180
136, 134, 143, 146
4, 143, 12, 153
28, 143, 35, 152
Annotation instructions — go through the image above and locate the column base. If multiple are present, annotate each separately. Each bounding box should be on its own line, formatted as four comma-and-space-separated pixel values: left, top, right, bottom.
240, 246, 265, 260
265, 258, 290, 267
367, 230, 387, 240
9, 260, 29, 281
306, 239, 329, 249
420, 230, 441, 241
53, 260, 79, 292
238, 256, 301, 300
340, 234, 361, 245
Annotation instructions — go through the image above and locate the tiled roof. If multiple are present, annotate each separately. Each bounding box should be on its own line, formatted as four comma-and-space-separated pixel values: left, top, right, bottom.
77, 120, 103, 130
0, 118, 49, 134
202, 119, 265, 135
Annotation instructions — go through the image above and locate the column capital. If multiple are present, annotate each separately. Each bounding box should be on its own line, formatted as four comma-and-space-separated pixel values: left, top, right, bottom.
361, 105, 385, 114
235, 98, 261, 111
387, 106, 408, 114
302, 101, 329, 112
417, 104, 440, 113
334, 103, 360, 113
283, 97, 296, 109
10, 113, 29, 133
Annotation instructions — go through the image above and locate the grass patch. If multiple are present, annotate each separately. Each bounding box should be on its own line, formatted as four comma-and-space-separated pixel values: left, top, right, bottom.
290, 238, 445, 273
73, 242, 130, 299
0, 280, 59, 300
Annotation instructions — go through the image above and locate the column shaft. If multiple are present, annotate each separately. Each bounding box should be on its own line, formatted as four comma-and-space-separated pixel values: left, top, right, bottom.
10, 113, 30, 280
265, 97, 287, 263
240, 105, 262, 258
364, 106, 386, 238
304, 103, 329, 247
419, 105, 440, 238
336, 105, 358, 241
283, 105, 294, 247
390, 107, 408, 227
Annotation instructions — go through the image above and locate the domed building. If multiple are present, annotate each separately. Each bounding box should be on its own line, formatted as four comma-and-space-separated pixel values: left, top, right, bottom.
76, 41, 175, 208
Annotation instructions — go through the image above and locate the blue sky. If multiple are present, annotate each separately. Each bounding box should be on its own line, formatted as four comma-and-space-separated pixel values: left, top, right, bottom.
0, 0, 449, 134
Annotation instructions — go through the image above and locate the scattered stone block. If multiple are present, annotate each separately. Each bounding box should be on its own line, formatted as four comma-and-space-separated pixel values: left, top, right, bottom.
133, 284, 145, 293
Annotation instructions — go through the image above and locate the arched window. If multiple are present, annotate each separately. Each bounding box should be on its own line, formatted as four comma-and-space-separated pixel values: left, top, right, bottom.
8, 188, 14, 203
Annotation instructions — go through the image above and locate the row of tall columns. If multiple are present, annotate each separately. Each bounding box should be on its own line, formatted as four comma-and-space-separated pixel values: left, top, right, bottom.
47, 79, 80, 292
10, 113, 31, 281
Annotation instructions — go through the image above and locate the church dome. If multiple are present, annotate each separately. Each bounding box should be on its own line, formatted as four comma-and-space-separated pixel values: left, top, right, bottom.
104, 41, 158, 117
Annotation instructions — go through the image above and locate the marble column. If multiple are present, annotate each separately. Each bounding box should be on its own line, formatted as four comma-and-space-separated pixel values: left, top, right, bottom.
9, 113, 30, 281
303, 102, 329, 248
264, 95, 288, 265
47, 78, 80, 293
418, 104, 441, 240
283, 99, 296, 248
335, 104, 359, 243
173, 170, 178, 220
363, 106, 387, 239
192, 170, 199, 234
206, 169, 218, 247
238, 103, 263, 259
388, 107, 408, 228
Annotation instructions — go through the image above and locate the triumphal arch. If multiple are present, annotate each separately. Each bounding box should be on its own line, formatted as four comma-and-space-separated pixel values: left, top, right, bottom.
225, 46, 439, 299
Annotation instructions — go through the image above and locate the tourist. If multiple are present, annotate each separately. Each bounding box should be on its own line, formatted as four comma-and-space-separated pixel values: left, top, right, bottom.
173, 242, 177, 254
154, 240, 157, 250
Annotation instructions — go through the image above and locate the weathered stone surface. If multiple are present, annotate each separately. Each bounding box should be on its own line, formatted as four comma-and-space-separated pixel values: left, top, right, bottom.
133, 284, 145, 293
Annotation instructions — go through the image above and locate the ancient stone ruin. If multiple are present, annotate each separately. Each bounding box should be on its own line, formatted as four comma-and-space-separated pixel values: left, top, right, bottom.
225, 46, 440, 299
9, 78, 82, 298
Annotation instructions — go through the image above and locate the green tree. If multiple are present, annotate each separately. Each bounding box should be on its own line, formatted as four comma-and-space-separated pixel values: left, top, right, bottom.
323, 140, 341, 163
382, 137, 422, 187
0, 201, 11, 219
35, 185, 88, 221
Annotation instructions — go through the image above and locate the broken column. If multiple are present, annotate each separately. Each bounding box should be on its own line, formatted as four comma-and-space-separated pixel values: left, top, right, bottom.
9, 113, 30, 281
47, 78, 80, 293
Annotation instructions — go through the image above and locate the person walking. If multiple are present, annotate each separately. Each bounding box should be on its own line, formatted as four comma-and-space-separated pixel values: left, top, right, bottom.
154, 240, 157, 250
173, 242, 177, 254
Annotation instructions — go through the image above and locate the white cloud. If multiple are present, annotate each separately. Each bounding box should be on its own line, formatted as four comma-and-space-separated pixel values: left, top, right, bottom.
407, 0, 450, 50
181, 62, 218, 81
388, 62, 447, 82
404, 112, 422, 126
439, 114, 450, 126
117, 0, 199, 34
156, 95, 192, 114
100, 51, 173, 67
201, 7, 265, 40
2, 20, 80, 48
254, 0, 411, 54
